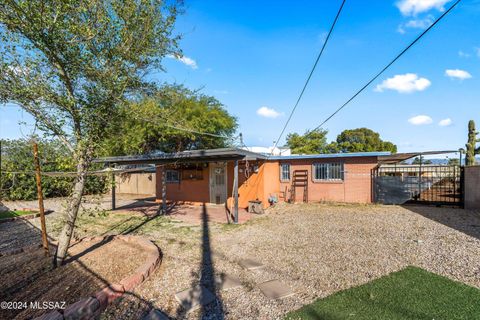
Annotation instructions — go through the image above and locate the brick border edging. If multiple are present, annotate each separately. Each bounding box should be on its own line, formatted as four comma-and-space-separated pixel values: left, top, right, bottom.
34, 235, 161, 320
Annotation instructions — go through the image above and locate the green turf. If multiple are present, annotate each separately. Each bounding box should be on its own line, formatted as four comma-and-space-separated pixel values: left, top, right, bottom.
286, 266, 480, 320
0, 210, 37, 220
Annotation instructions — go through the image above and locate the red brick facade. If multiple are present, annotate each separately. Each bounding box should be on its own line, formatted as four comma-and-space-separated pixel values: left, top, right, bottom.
275, 157, 378, 204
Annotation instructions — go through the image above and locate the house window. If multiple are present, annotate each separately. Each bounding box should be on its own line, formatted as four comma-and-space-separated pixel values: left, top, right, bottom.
313, 163, 344, 181
280, 163, 290, 181
166, 170, 180, 183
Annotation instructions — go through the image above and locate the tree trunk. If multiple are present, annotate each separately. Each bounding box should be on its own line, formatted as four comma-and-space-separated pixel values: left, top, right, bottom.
54, 146, 91, 267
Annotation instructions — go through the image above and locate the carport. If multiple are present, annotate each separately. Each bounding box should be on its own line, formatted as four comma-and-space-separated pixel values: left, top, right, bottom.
94, 148, 266, 223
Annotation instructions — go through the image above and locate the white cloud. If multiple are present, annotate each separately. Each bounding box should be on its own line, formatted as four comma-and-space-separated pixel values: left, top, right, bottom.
408, 115, 433, 125
476, 47, 480, 57
397, 16, 433, 34
375, 73, 431, 93
439, 118, 452, 126
256, 106, 282, 118
445, 69, 472, 80
396, 0, 452, 16
458, 50, 471, 58
167, 54, 198, 69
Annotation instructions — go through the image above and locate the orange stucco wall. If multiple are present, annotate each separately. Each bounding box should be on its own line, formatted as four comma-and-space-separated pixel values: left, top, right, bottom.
156, 156, 378, 207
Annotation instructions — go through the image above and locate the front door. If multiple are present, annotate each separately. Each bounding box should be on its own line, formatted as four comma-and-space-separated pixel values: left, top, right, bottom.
209, 163, 227, 204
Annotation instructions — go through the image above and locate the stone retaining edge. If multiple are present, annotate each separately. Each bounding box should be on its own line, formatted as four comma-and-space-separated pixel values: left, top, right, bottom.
34, 235, 161, 320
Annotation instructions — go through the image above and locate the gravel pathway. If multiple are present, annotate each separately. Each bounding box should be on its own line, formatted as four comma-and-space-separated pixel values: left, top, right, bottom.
102, 203, 480, 320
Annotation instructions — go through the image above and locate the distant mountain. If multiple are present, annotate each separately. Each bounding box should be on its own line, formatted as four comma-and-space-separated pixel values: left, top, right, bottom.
405, 156, 480, 165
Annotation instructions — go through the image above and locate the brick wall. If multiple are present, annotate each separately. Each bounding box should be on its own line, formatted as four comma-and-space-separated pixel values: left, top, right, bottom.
272, 157, 378, 204
155, 165, 210, 204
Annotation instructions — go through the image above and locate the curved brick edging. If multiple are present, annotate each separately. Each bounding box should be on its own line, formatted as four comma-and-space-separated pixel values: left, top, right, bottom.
34, 235, 161, 320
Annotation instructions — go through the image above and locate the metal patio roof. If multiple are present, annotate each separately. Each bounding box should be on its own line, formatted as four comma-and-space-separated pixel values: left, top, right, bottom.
268, 151, 391, 160
95, 148, 460, 166
94, 148, 267, 165
377, 150, 459, 164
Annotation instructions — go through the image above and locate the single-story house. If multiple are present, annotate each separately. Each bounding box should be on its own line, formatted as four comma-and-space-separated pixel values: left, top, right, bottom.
97, 148, 394, 220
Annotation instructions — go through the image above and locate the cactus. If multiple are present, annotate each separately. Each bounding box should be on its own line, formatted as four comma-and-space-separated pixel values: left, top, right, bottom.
466, 120, 480, 166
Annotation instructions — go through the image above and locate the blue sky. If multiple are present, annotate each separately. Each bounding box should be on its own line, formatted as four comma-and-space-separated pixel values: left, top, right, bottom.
1, 0, 479, 155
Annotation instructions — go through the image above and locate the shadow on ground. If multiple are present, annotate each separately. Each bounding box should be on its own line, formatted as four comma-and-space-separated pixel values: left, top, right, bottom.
402, 205, 480, 240
174, 203, 225, 319
0, 220, 164, 320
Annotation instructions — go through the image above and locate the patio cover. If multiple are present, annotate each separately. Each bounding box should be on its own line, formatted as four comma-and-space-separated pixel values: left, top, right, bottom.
94, 148, 267, 165
377, 150, 459, 164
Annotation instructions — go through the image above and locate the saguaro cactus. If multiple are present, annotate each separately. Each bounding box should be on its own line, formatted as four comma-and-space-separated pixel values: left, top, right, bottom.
466, 120, 480, 166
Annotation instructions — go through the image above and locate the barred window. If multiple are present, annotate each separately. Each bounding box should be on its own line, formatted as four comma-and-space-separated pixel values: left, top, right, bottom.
280, 163, 290, 181
313, 163, 344, 181
166, 170, 180, 183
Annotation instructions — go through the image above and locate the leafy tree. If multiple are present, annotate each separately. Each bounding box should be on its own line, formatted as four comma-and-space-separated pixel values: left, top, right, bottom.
285, 127, 396, 155
333, 128, 397, 153
0, 0, 181, 265
466, 120, 480, 166
0, 138, 106, 201
412, 157, 432, 165
447, 158, 460, 166
101, 85, 238, 156
285, 129, 336, 154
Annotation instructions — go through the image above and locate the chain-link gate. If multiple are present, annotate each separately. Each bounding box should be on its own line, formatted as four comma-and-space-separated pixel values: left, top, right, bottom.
373, 165, 464, 207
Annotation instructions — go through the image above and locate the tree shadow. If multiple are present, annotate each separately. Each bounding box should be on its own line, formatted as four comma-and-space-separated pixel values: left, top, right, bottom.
0, 218, 50, 256
175, 203, 225, 319
0, 224, 165, 319
401, 205, 480, 241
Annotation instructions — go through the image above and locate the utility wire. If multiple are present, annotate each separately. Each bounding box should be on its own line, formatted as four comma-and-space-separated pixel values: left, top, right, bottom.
311, 0, 461, 132
271, 0, 346, 152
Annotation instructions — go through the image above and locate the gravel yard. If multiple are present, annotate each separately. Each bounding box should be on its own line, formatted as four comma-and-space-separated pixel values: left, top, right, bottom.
102, 203, 480, 319
3, 199, 480, 319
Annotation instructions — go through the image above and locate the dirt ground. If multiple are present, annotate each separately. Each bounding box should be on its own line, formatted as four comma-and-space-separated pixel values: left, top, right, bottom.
0, 237, 149, 319
2, 195, 480, 319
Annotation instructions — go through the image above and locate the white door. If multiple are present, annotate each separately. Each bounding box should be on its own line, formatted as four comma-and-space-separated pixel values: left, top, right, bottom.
209, 163, 227, 204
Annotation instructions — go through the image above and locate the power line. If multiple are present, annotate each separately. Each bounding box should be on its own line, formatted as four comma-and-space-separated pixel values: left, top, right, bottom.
271, 0, 346, 152
311, 0, 462, 132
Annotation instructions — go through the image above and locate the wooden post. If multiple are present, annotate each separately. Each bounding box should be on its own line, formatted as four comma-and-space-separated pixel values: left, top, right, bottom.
111, 165, 116, 210
33, 142, 49, 256
161, 165, 167, 214
233, 160, 239, 224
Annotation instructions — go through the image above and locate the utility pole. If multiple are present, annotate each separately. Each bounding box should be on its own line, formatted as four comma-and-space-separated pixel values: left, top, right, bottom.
33, 142, 49, 256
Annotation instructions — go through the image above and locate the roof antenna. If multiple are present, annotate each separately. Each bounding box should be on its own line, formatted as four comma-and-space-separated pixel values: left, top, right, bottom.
239, 133, 244, 147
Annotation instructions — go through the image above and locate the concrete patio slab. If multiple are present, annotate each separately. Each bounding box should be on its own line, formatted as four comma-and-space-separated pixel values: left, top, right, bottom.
238, 258, 264, 270
175, 285, 215, 312
257, 280, 295, 299
215, 273, 242, 291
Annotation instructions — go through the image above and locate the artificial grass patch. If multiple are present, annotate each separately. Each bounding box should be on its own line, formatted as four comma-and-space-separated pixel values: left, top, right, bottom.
0, 210, 37, 220
286, 266, 480, 320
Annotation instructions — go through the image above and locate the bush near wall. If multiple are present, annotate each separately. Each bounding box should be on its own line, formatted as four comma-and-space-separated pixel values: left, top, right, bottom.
0, 138, 106, 201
